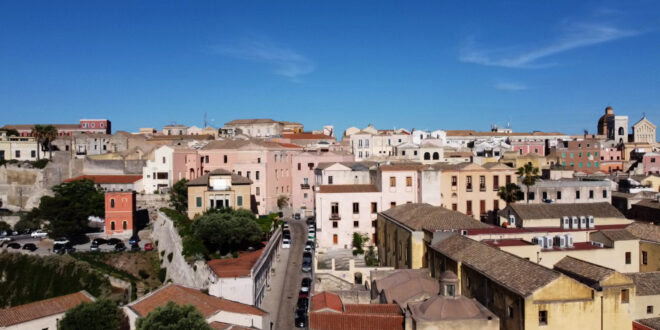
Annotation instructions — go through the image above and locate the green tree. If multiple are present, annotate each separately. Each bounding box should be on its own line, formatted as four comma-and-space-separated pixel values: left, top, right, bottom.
277, 195, 289, 210
516, 162, 540, 204
42, 125, 58, 159
497, 183, 522, 206
59, 299, 124, 330
136, 302, 212, 330
352, 232, 369, 256
169, 179, 189, 214
192, 208, 263, 254
365, 246, 378, 266
40, 179, 105, 238
2, 128, 19, 136
31, 125, 46, 160
0, 220, 11, 233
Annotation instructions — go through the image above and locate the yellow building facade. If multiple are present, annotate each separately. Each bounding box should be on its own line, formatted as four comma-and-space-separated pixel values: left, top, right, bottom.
186, 169, 252, 218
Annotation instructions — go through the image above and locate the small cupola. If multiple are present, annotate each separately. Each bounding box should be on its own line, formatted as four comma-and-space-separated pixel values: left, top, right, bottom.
439, 271, 459, 298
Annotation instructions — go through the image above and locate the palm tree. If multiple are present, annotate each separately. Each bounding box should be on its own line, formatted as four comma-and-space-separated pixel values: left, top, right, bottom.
516, 162, 540, 204
498, 183, 522, 205
42, 125, 58, 159
31, 125, 45, 160
277, 195, 289, 210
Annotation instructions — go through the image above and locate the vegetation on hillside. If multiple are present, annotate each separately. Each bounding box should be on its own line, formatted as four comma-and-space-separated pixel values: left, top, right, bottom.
59, 299, 127, 330
136, 302, 211, 330
169, 179, 188, 214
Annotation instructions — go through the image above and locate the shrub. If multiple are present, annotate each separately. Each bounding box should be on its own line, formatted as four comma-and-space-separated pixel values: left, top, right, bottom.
138, 269, 150, 279
167, 252, 173, 263
158, 268, 167, 282
29, 159, 49, 169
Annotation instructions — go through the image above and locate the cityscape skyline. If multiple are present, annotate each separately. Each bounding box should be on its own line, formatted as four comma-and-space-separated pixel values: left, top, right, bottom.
1, 1, 659, 136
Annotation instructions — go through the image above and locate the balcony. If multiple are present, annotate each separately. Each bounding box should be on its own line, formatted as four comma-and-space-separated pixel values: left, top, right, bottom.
300, 183, 310, 189
330, 213, 341, 220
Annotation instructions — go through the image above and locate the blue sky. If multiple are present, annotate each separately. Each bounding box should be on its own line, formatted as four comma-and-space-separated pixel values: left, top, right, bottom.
1, 1, 659, 137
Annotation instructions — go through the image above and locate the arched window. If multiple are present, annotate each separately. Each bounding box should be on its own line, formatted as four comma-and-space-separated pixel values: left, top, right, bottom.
110, 222, 115, 230
618, 127, 624, 136
424, 152, 431, 160
110, 199, 115, 208
433, 152, 439, 160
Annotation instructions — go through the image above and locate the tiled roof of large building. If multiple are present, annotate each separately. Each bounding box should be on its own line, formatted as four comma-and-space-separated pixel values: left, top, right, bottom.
381, 203, 491, 232
626, 222, 660, 243
626, 272, 660, 296
207, 247, 265, 278
210, 321, 255, 330
225, 119, 279, 125
431, 234, 560, 297
445, 130, 565, 137
633, 198, 660, 210
63, 174, 143, 184
309, 292, 404, 330
129, 284, 265, 318
372, 270, 439, 306
317, 184, 379, 193
187, 169, 253, 186
635, 317, 660, 330
553, 256, 616, 288
408, 295, 497, 322
311, 292, 343, 313
0, 291, 94, 327
378, 164, 425, 171
282, 133, 333, 140
505, 202, 624, 220
597, 229, 638, 241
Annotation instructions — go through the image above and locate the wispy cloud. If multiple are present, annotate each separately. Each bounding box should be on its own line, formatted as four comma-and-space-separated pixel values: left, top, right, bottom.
459, 23, 637, 69
494, 82, 527, 91
212, 40, 314, 81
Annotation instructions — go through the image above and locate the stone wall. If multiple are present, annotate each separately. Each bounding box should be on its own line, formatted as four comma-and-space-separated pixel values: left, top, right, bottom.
0, 166, 50, 211
151, 211, 212, 289
82, 158, 146, 175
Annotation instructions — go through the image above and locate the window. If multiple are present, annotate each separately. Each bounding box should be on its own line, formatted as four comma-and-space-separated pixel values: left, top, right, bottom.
246, 171, 251, 179
602, 190, 607, 198
595, 162, 599, 168
451, 176, 457, 187
406, 176, 412, 187
237, 196, 243, 206
493, 200, 499, 210
527, 192, 535, 201
31, 150, 36, 158
390, 177, 396, 187
333, 234, 338, 244
466, 200, 472, 215
647, 306, 654, 314
452, 203, 457, 211
539, 311, 548, 326
332, 222, 338, 228
570, 152, 574, 158
15, 150, 20, 158
257, 157, 261, 163
371, 202, 377, 213
123, 221, 127, 230
466, 176, 472, 191
589, 190, 594, 199
621, 289, 629, 304
505, 175, 511, 185
353, 220, 359, 228
328, 176, 333, 184
557, 191, 562, 200
331, 202, 339, 215
576, 190, 581, 199
508, 306, 514, 318
390, 202, 396, 208
297, 163, 301, 170
493, 175, 499, 190
353, 202, 359, 214
162, 156, 166, 164
111, 221, 115, 230
479, 200, 486, 215
256, 171, 260, 180
643, 251, 648, 265
223, 155, 228, 163
625, 252, 631, 264
542, 191, 548, 200
479, 176, 486, 191
196, 197, 202, 207
110, 199, 115, 208
256, 187, 260, 196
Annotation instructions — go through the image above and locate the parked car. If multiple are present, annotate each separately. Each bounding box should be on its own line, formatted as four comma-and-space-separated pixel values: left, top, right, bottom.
301, 277, 312, 293
283, 222, 289, 230
307, 229, 315, 240
0, 237, 12, 242
64, 243, 76, 254
90, 243, 100, 252
114, 242, 126, 252
294, 213, 301, 220
54, 243, 75, 254
301, 252, 312, 272
130, 244, 140, 252
92, 238, 108, 245
282, 238, 291, 249
54, 243, 65, 254
294, 309, 308, 328
22, 243, 37, 252
30, 230, 47, 238
306, 216, 315, 225
107, 238, 122, 246
129, 236, 140, 245
144, 243, 153, 251
53, 238, 69, 245
7, 243, 21, 249
298, 289, 309, 299
304, 241, 314, 253
296, 297, 309, 310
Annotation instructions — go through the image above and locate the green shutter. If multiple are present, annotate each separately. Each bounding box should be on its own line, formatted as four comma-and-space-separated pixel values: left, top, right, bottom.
237, 196, 243, 206
196, 197, 202, 207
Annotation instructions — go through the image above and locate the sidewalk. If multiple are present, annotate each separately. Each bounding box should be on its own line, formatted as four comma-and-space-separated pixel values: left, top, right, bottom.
260, 239, 290, 327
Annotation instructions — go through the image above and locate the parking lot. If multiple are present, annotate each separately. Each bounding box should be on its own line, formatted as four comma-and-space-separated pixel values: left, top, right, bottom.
0, 232, 152, 255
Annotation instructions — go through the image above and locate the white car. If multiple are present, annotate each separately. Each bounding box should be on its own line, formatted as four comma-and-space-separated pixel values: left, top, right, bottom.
307, 229, 315, 240
282, 238, 291, 249
30, 230, 47, 238
283, 223, 289, 230
0, 237, 12, 242
53, 238, 70, 245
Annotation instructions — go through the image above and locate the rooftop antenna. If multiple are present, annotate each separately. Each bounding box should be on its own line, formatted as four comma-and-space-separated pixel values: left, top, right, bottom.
204, 112, 207, 128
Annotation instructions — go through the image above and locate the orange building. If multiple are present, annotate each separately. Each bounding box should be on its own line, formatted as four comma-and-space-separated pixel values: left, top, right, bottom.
105, 191, 136, 235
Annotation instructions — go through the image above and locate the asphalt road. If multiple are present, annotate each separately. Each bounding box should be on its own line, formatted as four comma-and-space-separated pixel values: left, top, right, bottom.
275, 219, 310, 329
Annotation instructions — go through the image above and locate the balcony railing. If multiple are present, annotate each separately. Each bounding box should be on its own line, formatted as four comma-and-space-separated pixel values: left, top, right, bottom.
330, 213, 341, 220
301, 183, 310, 189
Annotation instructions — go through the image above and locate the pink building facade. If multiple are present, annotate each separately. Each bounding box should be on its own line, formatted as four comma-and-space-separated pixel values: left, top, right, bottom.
510, 140, 546, 156
643, 152, 660, 175
4, 119, 111, 137
173, 148, 204, 182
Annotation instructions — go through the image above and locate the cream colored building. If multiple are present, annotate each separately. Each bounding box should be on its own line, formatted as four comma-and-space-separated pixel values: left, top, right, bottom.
0, 131, 47, 161
633, 115, 657, 145
499, 202, 631, 229
187, 169, 253, 218
0, 291, 94, 330
627, 272, 660, 320
348, 125, 413, 161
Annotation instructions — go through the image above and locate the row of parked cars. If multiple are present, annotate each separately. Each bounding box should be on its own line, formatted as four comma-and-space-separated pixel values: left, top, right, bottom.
295, 222, 316, 328
89, 237, 153, 252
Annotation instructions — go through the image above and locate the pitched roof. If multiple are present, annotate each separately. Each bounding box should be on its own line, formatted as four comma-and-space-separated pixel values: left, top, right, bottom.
317, 184, 379, 194
225, 119, 278, 125
207, 247, 265, 278
311, 292, 343, 313
316, 161, 375, 171
598, 229, 638, 242
63, 174, 143, 184
129, 284, 265, 318
210, 321, 255, 330
431, 234, 560, 297
635, 317, 660, 330
445, 130, 565, 137
380, 203, 491, 232
187, 169, 253, 186
310, 292, 404, 330
553, 256, 615, 288
0, 291, 94, 327
505, 203, 624, 220
626, 222, 660, 243
378, 164, 425, 172
632, 198, 660, 210
408, 295, 497, 322
380, 276, 439, 306
282, 133, 333, 140
626, 272, 660, 296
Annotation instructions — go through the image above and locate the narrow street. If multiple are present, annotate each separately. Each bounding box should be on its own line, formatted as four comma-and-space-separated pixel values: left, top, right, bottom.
275, 219, 308, 329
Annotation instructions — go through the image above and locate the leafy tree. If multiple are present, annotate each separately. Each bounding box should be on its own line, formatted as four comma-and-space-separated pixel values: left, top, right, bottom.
59, 299, 124, 330
40, 179, 105, 238
169, 179, 189, 214
497, 183, 522, 206
192, 208, 263, 254
2, 128, 19, 136
42, 125, 58, 159
352, 232, 369, 256
31, 125, 46, 160
516, 162, 540, 204
136, 302, 212, 330
277, 195, 289, 210
0, 221, 11, 233
365, 246, 378, 266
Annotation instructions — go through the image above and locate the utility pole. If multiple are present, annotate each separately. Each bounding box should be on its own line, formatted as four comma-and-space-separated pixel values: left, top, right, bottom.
204, 112, 207, 128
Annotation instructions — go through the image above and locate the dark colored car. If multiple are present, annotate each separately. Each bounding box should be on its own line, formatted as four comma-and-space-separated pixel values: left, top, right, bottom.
129, 236, 139, 245
130, 244, 140, 252
301, 277, 312, 292
296, 297, 309, 310
107, 238, 122, 246
294, 309, 308, 328
306, 216, 315, 225
7, 242, 21, 249
90, 243, 100, 251
304, 241, 314, 252
114, 242, 126, 252
64, 243, 76, 254
302, 252, 313, 272
54, 243, 65, 254
294, 213, 301, 220
92, 238, 108, 245
298, 289, 309, 299
22, 243, 37, 252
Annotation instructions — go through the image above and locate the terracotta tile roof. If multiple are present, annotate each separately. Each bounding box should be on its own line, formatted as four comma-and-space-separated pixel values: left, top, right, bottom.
445, 130, 565, 137
626, 272, 660, 296
277, 142, 304, 149
343, 304, 401, 314
431, 234, 560, 297
282, 133, 334, 140
0, 291, 94, 327
553, 256, 616, 287
408, 295, 497, 322
635, 317, 660, 330
311, 292, 343, 313
598, 229, 638, 241
465, 224, 627, 235
187, 169, 253, 186
381, 276, 439, 306
483, 239, 533, 247
210, 321, 256, 330
147, 134, 214, 141
207, 247, 265, 278
504, 203, 625, 220
225, 119, 278, 125
633, 198, 660, 210
378, 164, 425, 171
381, 203, 491, 232
316, 161, 375, 171
129, 284, 265, 318
626, 222, 660, 243
317, 184, 379, 194
63, 174, 143, 184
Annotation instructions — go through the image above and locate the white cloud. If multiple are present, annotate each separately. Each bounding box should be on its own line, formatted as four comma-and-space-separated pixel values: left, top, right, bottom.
494, 82, 527, 91
213, 40, 315, 81
459, 23, 637, 69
